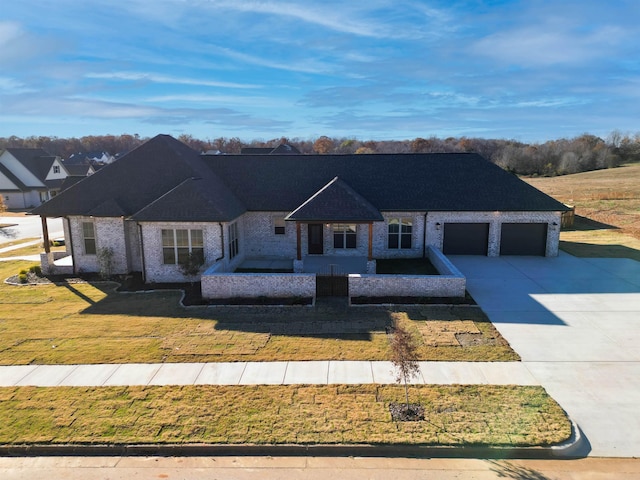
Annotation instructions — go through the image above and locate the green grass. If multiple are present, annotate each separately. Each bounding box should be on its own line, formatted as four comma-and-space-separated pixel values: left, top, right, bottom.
0, 260, 518, 364
0, 384, 571, 447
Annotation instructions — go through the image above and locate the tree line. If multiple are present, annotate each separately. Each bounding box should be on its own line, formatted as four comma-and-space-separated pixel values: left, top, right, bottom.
1, 131, 639, 177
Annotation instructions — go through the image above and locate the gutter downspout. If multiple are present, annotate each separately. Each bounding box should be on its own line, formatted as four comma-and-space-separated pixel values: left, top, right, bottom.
137, 223, 146, 283
423, 212, 428, 258
216, 223, 225, 262
66, 217, 76, 275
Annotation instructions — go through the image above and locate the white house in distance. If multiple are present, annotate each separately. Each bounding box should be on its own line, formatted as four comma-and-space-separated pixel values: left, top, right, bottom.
0, 148, 92, 210
33, 134, 568, 301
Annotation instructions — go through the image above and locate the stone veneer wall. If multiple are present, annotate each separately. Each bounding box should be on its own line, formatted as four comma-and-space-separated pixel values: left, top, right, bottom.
348, 246, 466, 298
425, 211, 563, 257
201, 273, 316, 300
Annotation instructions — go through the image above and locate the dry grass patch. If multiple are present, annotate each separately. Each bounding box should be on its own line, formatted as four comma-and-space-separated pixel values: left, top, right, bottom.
0, 385, 571, 447
0, 261, 518, 364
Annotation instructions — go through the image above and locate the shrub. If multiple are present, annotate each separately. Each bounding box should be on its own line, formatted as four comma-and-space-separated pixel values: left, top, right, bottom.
18, 273, 27, 284
19, 269, 28, 275
29, 265, 42, 276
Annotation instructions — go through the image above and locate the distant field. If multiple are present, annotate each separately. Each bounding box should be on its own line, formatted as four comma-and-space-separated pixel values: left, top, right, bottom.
524, 163, 640, 260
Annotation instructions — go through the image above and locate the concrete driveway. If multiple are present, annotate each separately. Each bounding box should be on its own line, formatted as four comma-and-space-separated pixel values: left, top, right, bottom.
451, 252, 640, 458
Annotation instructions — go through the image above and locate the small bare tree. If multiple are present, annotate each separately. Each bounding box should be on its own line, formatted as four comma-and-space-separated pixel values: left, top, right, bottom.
389, 317, 421, 417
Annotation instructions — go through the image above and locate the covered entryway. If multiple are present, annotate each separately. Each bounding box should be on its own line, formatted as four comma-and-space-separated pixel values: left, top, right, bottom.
443, 223, 489, 255
308, 224, 323, 254
500, 223, 548, 256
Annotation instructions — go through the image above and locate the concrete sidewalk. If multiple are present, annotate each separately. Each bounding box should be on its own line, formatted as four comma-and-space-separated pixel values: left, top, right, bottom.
0, 361, 539, 387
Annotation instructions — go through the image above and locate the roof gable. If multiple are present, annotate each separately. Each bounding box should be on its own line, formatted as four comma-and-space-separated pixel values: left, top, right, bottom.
32, 134, 245, 220
286, 177, 383, 222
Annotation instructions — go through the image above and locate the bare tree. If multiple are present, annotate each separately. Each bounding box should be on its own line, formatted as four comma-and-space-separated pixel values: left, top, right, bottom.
389, 317, 421, 413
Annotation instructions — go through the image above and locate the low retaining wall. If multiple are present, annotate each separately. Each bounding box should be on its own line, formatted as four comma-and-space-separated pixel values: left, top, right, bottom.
201, 273, 316, 300
349, 247, 466, 298
40, 252, 73, 275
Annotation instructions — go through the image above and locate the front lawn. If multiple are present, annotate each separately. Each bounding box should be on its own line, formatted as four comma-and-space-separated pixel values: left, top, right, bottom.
0, 260, 518, 364
0, 384, 570, 447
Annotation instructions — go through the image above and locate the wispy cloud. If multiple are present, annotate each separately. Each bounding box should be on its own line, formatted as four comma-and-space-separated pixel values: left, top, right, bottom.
85, 72, 261, 89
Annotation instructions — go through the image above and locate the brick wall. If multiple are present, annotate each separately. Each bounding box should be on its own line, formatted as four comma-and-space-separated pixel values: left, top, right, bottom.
201, 273, 316, 300
140, 222, 223, 283
69, 216, 129, 274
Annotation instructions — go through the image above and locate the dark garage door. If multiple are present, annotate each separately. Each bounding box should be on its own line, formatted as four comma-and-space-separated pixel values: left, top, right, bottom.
443, 223, 489, 255
500, 223, 548, 256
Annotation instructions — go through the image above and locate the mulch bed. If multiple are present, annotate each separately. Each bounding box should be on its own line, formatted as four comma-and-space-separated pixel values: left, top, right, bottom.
389, 402, 426, 422
351, 292, 476, 305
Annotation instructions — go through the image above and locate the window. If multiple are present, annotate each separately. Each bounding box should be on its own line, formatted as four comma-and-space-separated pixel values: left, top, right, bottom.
274, 217, 285, 235
53, 165, 60, 174
228, 222, 239, 259
82, 221, 96, 255
333, 224, 357, 249
388, 218, 412, 249
162, 229, 204, 265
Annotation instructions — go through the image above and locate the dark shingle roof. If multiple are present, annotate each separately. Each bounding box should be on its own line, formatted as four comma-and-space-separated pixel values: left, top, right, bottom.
4, 149, 56, 185
65, 164, 92, 176
286, 177, 383, 222
33, 135, 568, 222
203, 153, 569, 212
32, 134, 245, 220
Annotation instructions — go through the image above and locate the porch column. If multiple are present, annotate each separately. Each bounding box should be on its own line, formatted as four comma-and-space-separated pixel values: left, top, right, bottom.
296, 222, 302, 261
368, 222, 373, 260
41, 216, 51, 254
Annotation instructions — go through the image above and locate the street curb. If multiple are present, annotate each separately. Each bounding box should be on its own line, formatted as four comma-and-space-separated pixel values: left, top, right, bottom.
0, 420, 586, 459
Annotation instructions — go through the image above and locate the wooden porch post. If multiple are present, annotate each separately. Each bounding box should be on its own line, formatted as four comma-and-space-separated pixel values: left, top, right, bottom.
368, 222, 373, 260
41, 216, 51, 254
296, 222, 302, 261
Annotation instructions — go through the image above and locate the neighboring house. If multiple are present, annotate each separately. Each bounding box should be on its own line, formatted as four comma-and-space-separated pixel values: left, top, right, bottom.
240, 144, 301, 155
0, 148, 72, 209
33, 134, 569, 283
67, 151, 116, 165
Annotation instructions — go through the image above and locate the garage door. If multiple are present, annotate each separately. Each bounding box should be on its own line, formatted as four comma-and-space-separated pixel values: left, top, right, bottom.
500, 223, 548, 256
443, 223, 489, 255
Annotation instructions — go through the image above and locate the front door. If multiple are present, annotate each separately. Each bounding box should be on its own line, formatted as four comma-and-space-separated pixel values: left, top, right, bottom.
308, 224, 323, 254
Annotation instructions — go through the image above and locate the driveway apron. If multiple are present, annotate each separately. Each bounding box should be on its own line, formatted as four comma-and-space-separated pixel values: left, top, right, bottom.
451, 252, 640, 458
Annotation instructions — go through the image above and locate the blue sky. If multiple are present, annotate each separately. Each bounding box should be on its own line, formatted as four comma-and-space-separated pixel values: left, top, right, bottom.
1, 0, 638, 142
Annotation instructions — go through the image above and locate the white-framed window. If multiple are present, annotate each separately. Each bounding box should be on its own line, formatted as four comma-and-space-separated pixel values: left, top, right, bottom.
162, 229, 204, 265
53, 165, 60, 174
82, 221, 96, 255
333, 224, 357, 249
388, 218, 412, 249
274, 217, 285, 235
228, 222, 239, 259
